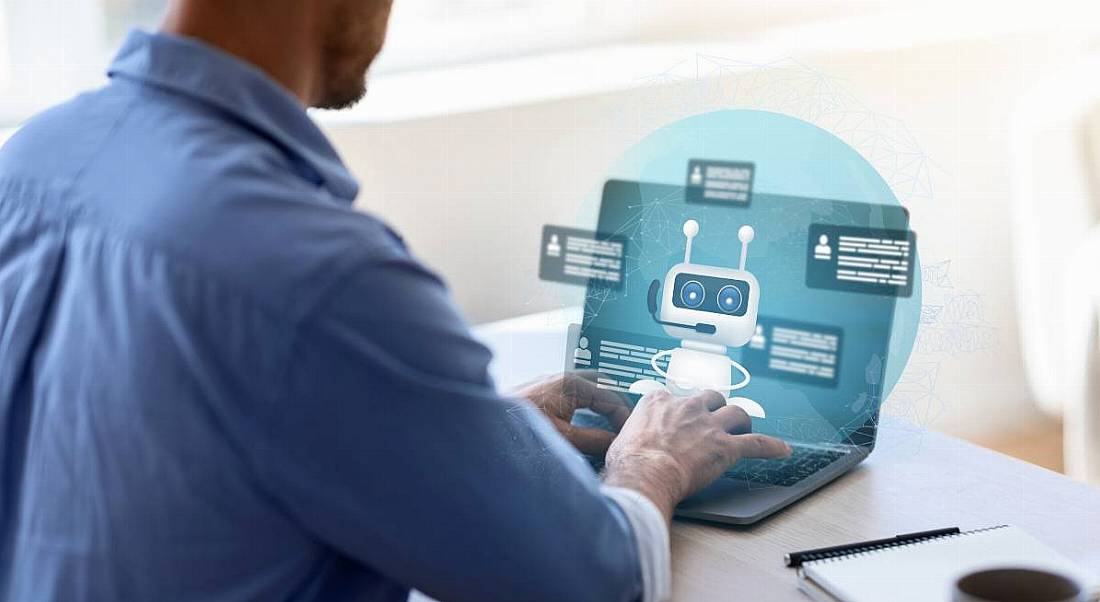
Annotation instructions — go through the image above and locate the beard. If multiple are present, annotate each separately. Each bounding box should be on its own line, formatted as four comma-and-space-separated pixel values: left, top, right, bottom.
313, 0, 391, 110
315, 60, 371, 111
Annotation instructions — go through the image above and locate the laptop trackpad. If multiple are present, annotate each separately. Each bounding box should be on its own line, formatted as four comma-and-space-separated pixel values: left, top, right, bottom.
677, 479, 792, 520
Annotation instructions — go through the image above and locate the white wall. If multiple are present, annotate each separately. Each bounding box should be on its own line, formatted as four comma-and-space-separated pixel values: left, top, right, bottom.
324, 28, 1098, 441
0, 0, 106, 124
2, 22, 1090, 442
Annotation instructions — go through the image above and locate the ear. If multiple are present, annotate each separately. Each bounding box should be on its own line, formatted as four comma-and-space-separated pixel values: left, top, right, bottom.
647, 279, 661, 315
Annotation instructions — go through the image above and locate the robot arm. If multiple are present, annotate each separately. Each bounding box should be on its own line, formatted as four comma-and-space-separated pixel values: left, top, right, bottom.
723, 358, 752, 392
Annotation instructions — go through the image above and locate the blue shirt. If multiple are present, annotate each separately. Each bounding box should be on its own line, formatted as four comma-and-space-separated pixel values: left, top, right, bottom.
0, 30, 643, 602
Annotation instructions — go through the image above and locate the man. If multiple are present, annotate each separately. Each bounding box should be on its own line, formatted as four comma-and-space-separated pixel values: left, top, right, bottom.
0, 1, 790, 600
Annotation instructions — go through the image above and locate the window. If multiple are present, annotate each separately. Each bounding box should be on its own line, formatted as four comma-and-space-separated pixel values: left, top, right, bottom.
0, 0, 646, 126
375, 0, 640, 73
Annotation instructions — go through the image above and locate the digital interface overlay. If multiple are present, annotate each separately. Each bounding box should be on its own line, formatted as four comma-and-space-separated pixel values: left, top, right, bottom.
579, 180, 913, 446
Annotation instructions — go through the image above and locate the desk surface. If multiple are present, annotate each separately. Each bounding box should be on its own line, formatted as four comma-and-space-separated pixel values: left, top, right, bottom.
475, 309, 1100, 601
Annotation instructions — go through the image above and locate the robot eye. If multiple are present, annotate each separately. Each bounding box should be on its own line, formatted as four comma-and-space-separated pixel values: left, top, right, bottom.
679, 280, 705, 308
717, 285, 744, 313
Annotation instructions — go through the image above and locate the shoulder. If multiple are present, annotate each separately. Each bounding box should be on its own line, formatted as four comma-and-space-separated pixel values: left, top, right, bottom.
3, 80, 440, 329
0, 85, 133, 184
77, 82, 411, 320
4, 84, 413, 323
141, 167, 410, 320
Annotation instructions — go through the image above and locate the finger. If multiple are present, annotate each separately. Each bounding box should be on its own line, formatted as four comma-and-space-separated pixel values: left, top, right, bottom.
567, 426, 618, 456
727, 434, 792, 461
635, 387, 671, 409
568, 369, 603, 383
561, 371, 618, 406
593, 398, 632, 431
567, 369, 629, 407
695, 389, 727, 411
563, 372, 632, 430
712, 404, 752, 435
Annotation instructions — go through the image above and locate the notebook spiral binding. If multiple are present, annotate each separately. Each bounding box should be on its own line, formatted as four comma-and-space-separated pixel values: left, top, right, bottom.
803, 525, 1010, 565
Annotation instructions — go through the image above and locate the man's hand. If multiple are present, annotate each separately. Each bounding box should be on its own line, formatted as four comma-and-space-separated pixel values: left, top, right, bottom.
603, 389, 791, 521
517, 372, 632, 456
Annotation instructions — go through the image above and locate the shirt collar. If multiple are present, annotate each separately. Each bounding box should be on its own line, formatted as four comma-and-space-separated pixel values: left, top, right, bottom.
107, 29, 359, 204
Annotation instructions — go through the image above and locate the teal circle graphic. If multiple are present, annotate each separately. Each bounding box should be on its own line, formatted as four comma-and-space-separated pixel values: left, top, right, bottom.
588, 109, 920, 404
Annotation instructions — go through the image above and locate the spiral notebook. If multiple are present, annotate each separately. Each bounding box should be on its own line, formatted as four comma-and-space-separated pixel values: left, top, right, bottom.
796, 525, 1099, 602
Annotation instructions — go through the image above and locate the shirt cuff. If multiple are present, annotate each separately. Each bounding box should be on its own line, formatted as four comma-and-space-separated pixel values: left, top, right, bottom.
601, 485, 671, 602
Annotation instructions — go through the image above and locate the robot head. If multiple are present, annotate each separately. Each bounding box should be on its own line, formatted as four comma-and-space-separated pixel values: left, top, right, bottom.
647, 220, 760, 348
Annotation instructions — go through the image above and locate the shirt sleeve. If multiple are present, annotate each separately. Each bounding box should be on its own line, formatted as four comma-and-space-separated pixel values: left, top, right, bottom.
250, 240, 661, 602
601, 487, 671, 602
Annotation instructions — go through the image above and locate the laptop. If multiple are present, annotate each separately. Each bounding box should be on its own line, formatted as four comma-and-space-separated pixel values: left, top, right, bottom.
572, 179, 911, 525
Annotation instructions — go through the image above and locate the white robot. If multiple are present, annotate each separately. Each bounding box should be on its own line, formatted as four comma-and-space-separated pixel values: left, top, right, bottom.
628, 220, 767, 418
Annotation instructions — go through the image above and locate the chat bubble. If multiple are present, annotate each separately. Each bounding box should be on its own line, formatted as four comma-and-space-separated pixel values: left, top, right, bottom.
742, 316, 844, 388
539, 225, 627, 288
685, 159, 754, 207
806, 224, 916, 298
566, 324, 672, 394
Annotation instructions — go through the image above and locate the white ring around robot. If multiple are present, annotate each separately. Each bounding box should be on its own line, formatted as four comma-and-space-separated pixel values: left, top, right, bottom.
649, 349, 751, 393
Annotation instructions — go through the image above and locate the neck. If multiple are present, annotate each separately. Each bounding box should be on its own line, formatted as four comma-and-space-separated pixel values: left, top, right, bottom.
160, 1, 321, 105
682, 340, 727, 355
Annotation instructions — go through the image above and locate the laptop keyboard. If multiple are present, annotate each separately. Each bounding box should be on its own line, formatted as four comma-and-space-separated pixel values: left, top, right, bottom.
721, 445, 848, 487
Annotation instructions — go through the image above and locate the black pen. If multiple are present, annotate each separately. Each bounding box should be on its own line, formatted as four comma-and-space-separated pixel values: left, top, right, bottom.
784, 527, 961, 568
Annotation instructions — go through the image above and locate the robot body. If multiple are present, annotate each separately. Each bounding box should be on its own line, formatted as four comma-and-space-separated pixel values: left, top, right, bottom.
629, 219, 767, 418
664, 343, 734, 395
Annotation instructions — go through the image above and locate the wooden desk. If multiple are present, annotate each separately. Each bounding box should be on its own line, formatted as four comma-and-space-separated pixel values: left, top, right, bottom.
474, 310, 1100, 601
669, 421, 1100, 600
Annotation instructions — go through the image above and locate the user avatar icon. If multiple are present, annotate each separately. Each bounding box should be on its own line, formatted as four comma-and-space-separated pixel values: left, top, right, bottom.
546, 234, 562, 257
814, 234, 832, 260
689, 165, 704, 186
574, 336, 592, 364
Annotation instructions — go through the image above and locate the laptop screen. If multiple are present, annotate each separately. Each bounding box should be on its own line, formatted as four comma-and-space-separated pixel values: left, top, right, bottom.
579, 180, 910, 447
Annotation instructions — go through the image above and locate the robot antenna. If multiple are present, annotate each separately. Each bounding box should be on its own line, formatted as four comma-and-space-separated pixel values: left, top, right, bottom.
682, 220, 700, 263
737, 225, 754, 271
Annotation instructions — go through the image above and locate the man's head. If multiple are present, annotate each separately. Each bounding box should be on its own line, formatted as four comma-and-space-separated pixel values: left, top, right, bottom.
163, 0, 394, 109
314, 0, 394, 110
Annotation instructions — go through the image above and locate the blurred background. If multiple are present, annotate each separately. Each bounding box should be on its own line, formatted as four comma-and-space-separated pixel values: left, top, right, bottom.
3, 0, 1100, 482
